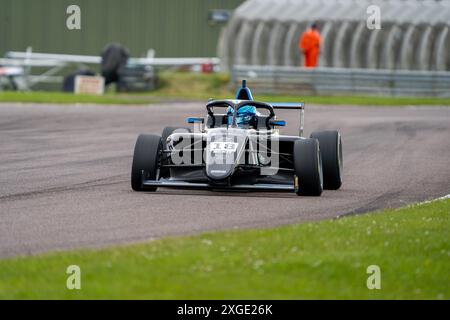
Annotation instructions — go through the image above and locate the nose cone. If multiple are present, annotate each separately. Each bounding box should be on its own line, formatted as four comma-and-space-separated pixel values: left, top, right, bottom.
205, 128, 246, 182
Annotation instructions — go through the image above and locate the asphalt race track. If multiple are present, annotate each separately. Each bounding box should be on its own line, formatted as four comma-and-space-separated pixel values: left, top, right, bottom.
0, 102, 449, 257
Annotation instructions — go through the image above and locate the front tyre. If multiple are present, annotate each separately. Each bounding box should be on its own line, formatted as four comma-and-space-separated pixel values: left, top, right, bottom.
131, 134, 162, 191
293, 138, 323, 196
310, 130, 343, 190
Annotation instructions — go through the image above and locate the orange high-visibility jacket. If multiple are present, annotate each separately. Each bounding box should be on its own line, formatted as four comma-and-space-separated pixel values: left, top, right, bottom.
299, 29, 321, 67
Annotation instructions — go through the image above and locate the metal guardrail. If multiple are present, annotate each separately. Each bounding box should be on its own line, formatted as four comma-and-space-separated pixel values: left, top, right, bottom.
2, 49, 221, 91
232, 65, 450, 97
6, 51, 220, 68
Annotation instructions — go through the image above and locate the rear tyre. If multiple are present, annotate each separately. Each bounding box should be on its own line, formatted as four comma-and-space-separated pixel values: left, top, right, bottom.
310, 130, 343, 190
293, 138, 323, 196
131, 134, 162, 191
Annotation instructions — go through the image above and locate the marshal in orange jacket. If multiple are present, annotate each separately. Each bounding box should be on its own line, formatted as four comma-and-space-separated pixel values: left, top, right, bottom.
299, 28, 321, 68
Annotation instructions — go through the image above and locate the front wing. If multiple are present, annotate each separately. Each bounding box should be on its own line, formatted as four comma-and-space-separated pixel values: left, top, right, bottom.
141, 178, 296, 192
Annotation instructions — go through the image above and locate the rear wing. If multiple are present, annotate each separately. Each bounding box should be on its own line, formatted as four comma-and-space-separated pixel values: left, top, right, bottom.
269, 102, 305, 136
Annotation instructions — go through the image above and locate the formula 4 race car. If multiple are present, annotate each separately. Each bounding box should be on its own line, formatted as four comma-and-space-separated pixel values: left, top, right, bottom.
131, 80, 342, 196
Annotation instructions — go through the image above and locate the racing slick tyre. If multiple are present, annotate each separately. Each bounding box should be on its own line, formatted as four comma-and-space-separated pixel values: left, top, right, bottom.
310, 130, 343, 190
131, 134, 162, 192
293, 138, 323, 196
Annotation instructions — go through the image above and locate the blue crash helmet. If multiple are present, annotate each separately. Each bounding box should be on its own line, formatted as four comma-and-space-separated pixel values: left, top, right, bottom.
227, 80, 257, 127
227, 105, 257, 127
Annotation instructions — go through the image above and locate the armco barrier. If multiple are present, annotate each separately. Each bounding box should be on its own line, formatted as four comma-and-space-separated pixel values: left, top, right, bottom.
232, 65, 450, 97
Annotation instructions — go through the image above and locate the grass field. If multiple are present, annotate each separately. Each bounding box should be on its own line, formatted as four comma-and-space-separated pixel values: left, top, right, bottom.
1, 72, 449, 106
0, 198, 448, 299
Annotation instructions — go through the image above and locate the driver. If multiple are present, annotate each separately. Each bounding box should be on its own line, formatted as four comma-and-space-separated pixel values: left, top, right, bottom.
227, 105, 257, 127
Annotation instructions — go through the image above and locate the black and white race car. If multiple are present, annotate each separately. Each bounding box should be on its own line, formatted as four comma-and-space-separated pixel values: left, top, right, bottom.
131, 80, 342, 196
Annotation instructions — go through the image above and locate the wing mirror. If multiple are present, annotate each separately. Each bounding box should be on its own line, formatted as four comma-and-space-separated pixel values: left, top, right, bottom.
186, 117, 204, 124
269, 119, 286, 127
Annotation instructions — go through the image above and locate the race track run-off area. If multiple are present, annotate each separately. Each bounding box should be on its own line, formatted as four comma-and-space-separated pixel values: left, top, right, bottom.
0, 102, 449, 257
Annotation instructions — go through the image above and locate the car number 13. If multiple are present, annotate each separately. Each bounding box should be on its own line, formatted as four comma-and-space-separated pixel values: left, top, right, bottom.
211, 142, 238, 153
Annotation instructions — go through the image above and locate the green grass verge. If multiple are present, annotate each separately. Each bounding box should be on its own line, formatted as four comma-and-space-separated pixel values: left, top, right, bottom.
0, 199, 448, 299
0, 91, 164, 105
1, 72, 449, 106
